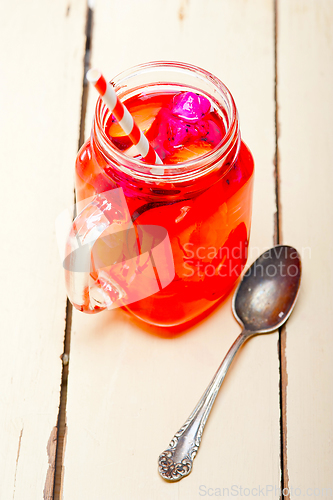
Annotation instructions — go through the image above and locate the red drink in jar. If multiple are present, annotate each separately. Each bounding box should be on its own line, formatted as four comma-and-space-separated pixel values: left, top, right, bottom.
68, 62, 254, 327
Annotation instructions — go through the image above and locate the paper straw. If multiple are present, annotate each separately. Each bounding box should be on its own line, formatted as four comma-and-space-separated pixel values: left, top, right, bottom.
87, 68, 164, 173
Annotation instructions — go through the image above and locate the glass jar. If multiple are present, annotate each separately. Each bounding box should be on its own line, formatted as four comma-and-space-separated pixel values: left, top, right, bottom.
66, 61, 254, 327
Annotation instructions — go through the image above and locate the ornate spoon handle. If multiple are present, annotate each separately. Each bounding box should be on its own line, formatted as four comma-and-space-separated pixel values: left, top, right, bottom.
158, 330, 251, 481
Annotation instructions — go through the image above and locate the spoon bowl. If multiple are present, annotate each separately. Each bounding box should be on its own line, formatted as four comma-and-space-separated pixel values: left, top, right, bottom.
233, 245, 301, 333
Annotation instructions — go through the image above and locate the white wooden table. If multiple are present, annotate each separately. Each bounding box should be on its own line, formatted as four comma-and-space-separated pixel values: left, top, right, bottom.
1, 1, 332, 499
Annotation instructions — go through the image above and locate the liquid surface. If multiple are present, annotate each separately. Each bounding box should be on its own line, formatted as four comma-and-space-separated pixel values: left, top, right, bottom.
106, 91, 227, 164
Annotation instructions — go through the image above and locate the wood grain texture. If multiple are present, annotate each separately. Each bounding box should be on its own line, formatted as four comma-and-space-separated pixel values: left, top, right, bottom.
277, 0, 333, 494
63, 1, 280, 499
0, 1, 86, 498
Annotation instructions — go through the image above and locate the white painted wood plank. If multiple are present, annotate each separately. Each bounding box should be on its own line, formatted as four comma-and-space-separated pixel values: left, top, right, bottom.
278, 0, 333, 494
64, 1, 280, 498
0, 1, 86, 498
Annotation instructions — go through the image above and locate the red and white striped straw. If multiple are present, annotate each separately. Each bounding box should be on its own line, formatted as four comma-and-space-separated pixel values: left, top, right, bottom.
87, 68, 164, 174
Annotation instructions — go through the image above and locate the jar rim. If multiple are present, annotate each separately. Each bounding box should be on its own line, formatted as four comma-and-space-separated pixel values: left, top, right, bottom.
92, 60, 240, 182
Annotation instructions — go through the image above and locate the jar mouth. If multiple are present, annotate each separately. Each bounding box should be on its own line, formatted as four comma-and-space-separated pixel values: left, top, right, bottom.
93, 61, 240, 182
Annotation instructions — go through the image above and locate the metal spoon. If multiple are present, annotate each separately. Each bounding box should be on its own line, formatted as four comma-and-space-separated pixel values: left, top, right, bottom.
158, 245, 301, 481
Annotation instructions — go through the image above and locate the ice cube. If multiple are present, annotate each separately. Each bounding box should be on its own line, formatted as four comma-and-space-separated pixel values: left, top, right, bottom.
172, 92, 211, 122
194, 118, 222, 146
166, 115, 188, 146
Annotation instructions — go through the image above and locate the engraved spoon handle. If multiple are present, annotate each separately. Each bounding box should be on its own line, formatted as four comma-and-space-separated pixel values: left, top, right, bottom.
158, 330, 251, 481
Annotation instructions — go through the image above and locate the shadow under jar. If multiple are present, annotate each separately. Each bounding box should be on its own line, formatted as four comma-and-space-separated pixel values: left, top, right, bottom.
70, 61, 254, 327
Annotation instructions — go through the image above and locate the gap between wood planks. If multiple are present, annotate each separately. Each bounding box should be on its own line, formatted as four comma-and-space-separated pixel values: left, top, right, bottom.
50, 4, 94, 500
274, 1, 289, 499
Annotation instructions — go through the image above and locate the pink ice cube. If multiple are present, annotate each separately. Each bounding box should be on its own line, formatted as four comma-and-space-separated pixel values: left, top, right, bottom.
195, 118, 222, 146
172, 92, 211, 122
166, 115, 188, 146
